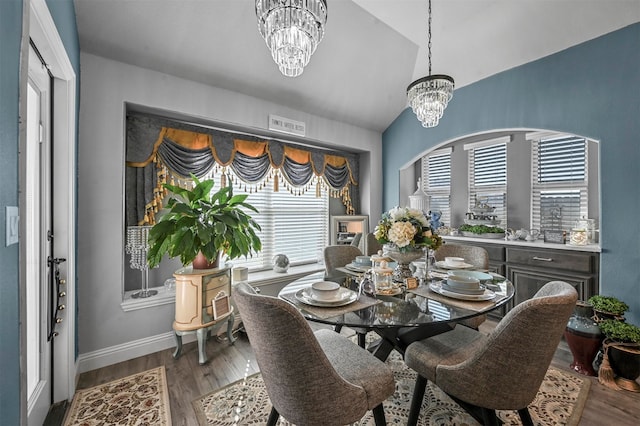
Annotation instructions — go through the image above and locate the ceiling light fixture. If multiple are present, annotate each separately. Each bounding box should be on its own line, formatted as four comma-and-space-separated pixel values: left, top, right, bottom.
406, 0, 454, 127
256, 0, 328, 78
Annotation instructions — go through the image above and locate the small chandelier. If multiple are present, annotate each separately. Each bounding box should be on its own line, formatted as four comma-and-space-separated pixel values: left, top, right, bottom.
406, 0, 454, 127
256, 0, 328, 77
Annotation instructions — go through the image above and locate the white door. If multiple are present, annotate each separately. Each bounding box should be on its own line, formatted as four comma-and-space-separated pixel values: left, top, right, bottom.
24, 2, 78, 418
26, 43, 54, 426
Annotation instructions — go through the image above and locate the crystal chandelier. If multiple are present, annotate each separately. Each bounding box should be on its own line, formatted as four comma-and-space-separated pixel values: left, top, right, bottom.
256, 0, 328, 77
407, 0, 454, 127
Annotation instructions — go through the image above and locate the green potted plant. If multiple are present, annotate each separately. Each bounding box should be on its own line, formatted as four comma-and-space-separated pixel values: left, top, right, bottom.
587, 295, 629, 320
147, 175, 262, 269
597, 319, 640, 392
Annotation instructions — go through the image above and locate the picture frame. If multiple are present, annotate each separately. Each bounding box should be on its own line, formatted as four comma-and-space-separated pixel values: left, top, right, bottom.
212, 291, 231, 320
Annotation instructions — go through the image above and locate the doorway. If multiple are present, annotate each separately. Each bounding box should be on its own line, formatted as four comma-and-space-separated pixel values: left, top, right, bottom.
21, 0, 78, 422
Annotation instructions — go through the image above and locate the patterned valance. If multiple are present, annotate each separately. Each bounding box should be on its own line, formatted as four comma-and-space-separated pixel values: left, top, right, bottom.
125, 114, 360, 226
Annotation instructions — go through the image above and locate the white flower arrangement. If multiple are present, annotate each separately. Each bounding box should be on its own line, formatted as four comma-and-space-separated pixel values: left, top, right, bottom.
374, 206, 443, 251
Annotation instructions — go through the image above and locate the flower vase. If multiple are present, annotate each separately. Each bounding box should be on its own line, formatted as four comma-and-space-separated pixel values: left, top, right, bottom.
384, 244, 425, 283
564, 301, 603, 376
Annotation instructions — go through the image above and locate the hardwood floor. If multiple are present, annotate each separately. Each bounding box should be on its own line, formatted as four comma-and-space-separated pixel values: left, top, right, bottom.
61, 322, 639, 426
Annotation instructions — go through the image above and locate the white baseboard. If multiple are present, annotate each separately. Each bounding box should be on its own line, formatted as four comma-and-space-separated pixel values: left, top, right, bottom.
77, 331, 197, 373
78, 265, 323, 374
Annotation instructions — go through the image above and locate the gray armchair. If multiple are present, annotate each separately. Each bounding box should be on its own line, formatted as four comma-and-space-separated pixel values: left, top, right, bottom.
233, 282, 395, 426
323, 244, 371, 347
364, 232, 383, 256
434, 243, 490, 329
323, 245, 363, 281
404, 281, 577, 426
434, 243, 489, 269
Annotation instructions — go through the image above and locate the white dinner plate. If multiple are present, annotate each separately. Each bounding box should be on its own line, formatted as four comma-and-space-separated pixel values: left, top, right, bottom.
434, 260, 474, 270
295, 287, 358, 307
345, 263, 371, 273
429, 283, 496, 301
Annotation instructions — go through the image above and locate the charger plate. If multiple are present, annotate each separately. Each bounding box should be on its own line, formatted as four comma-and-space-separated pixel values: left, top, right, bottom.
429, 282, 495, 301
295, 287, 358, 307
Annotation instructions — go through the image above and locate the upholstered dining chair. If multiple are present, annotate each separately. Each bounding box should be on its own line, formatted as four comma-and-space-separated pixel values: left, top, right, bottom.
364, 232, 383, 256
404, 281, 577, 426
233, 282, 396, 426
323, 244, 370, 346
434, 243, 490, 329
434, 243, 489, 270
323, 245, 363, 281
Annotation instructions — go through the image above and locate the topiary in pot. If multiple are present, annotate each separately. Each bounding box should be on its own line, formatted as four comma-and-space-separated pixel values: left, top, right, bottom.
147, 175, 262, 269
587, 295, 629, 321
598, 319, 640, 392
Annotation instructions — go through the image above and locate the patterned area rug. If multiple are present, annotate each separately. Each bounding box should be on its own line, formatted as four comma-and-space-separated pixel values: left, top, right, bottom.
193, 353, 590, 425
64, 366, 172, 426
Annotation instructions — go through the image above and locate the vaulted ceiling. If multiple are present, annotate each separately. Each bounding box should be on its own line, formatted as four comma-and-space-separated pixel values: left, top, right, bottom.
74, 0, 640, 132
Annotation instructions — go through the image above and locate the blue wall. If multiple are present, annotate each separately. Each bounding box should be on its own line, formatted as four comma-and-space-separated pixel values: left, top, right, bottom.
0, 0, 79, 423
1, 0, 24, 422
383, 23, 640, 325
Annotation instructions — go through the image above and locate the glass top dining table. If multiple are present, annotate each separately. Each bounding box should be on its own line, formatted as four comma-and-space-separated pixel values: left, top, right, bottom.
278, 270, 514, 360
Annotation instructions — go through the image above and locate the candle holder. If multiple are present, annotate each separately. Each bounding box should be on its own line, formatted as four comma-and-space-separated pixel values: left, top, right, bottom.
125, 226, 158, 298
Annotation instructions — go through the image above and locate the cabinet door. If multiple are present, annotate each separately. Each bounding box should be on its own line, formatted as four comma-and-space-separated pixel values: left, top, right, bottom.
507, 266, 592, 306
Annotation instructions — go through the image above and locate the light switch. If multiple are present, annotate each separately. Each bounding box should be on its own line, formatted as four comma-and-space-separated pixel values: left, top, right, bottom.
6, 206, 19, 246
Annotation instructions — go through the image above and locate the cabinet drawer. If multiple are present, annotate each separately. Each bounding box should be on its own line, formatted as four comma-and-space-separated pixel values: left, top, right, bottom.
506, 248, 593, 273
484, 245, 505, 262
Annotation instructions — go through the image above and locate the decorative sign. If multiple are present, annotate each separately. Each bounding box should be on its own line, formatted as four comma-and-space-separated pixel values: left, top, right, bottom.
544, 230, 566, 244
268, 114, 306, 137
212, 291, 231, 320
405, 277, 418, 290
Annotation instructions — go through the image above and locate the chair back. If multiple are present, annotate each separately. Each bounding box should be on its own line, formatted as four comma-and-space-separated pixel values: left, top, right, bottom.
233, 283, 369, 424
434, 244, 489, 269
364, 232, 383, 256
437, 281, 577, 410
323, 245, 363, 280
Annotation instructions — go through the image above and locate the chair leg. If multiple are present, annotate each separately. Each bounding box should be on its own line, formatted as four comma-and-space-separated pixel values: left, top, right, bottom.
407, 375, 428, 426
372, 403, 387, 426
357, 331, 367, 348
480, 407, 500, 426
266, 406, 280, 426
518, 408, 533, 426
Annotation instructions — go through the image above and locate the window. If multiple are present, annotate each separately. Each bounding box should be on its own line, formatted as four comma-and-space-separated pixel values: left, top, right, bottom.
206, 170, 329, 272
467, 140, 508, 225
531, 135, 588, 232
421, 148, 451, 226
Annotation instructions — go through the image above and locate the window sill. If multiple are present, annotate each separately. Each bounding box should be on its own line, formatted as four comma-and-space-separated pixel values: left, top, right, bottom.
121, 263, 326, 312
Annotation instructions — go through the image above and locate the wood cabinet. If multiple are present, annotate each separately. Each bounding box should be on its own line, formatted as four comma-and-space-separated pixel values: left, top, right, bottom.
506, 247, 598, 307
172, 266, 236, 364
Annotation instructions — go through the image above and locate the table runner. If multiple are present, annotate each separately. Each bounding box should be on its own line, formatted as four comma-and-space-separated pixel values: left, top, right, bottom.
408, 283, 508, 312
281, 291, 381, 320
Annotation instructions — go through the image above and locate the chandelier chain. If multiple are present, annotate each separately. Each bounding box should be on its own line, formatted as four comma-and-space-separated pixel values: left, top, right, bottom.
406, 0, 454, 128
428, 0, 432, 76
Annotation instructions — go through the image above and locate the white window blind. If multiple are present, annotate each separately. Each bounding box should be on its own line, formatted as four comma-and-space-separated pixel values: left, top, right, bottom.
206, 172, 329, 272
421, 149, 451, 226
531, 136, 588, 231
468, 143, 507, 225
